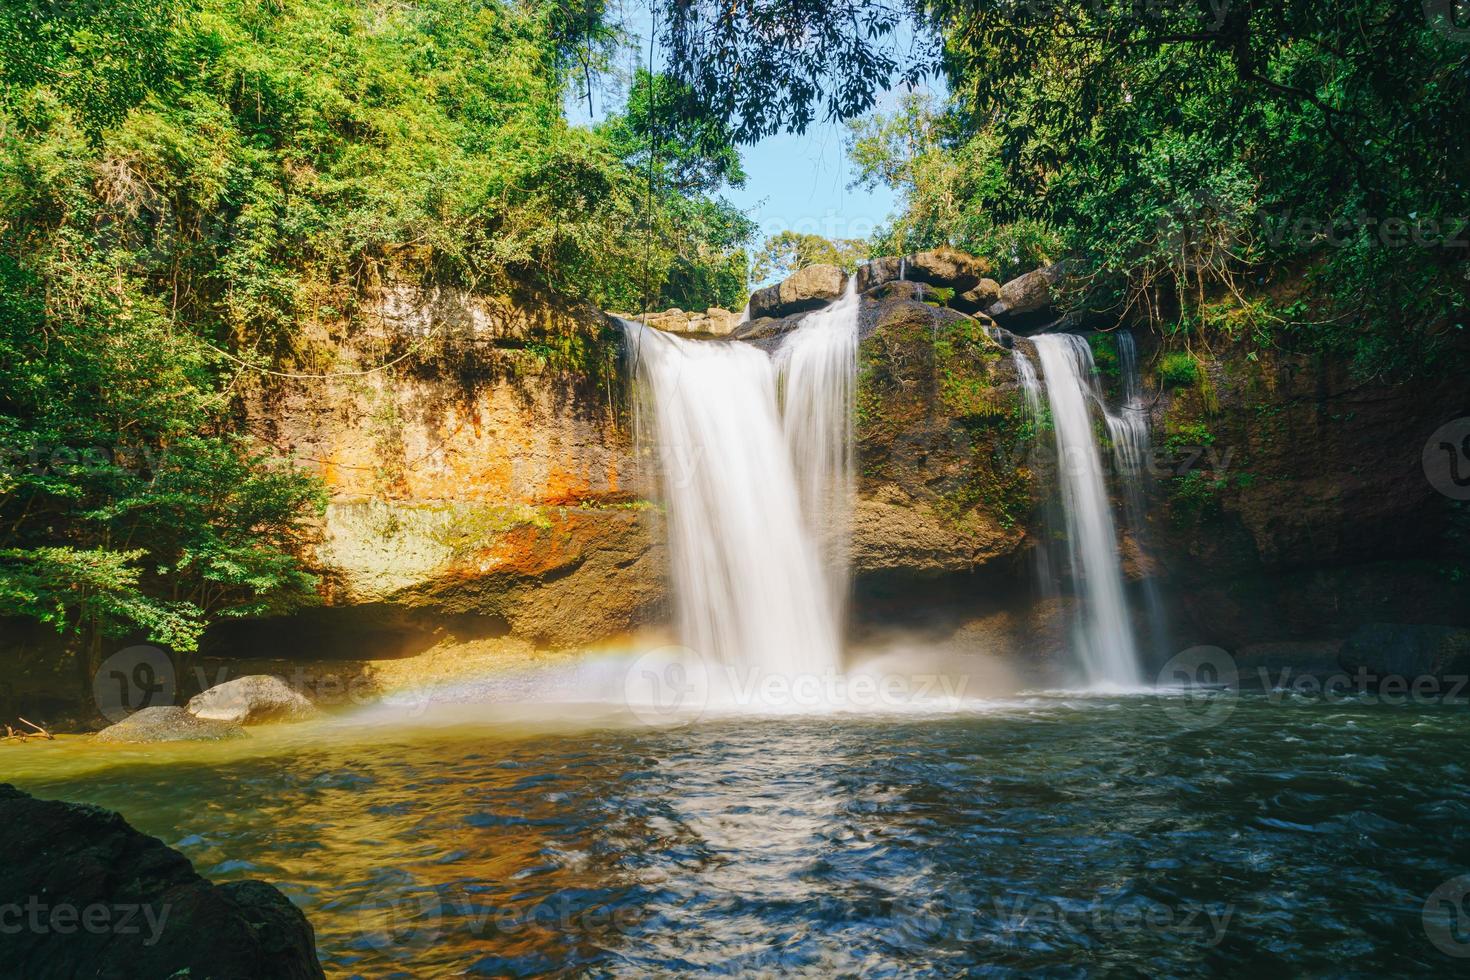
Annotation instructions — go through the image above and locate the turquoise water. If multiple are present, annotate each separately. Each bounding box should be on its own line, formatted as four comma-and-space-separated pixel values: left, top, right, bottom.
9, 692, 1470, 976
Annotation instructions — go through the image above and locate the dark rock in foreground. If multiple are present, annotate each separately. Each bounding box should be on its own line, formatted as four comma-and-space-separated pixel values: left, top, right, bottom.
0, 783, 323, 979
95, 705, 248, 743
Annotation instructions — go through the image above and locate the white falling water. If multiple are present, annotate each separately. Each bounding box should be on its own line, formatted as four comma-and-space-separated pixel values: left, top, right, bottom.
622, 288, 860, 692
1105, 331, 1150, 484
1028, 333, 1142, 688
1105, 330, 1169, 658
776, 279, 859, 608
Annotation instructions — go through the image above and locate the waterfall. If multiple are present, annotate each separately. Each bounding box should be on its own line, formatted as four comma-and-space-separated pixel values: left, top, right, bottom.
1027, 334, 1142, 688
776, 279, 859, 609
1105, 330, 1169, 659
622, 287, 860, 691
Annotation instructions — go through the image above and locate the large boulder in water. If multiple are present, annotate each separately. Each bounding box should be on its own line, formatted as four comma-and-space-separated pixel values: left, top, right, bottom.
95, 706, 247, 743
187, 675, 321, 725
0, 783, 324, 979
748, 264, 846, 319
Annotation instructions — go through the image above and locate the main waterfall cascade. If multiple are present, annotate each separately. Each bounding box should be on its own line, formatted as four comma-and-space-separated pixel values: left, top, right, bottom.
626, 275, 1157, 699
1024, 333, 1144, 688
775, 279, 860, 608
621, 284, 860, 698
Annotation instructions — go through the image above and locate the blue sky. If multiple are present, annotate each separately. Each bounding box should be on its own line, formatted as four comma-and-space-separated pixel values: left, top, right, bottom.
565, 7, 939, 284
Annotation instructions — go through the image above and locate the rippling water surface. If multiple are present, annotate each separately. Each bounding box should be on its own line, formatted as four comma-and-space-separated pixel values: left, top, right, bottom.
10, 693, 1470, 976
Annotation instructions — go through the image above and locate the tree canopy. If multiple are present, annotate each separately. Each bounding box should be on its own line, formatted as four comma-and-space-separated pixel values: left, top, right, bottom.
661, 0, 1470, 375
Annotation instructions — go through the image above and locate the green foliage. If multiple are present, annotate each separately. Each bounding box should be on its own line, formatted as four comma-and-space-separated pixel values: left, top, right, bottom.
751, 230, 868, 284
1164, 420, 1214, 456
0, 255, 325, 662
845, 93, 1060, 279
1087, 334, 1118, 379
664, 0, 1470, 378
599, 68, 746, 195
1158, 352, 1201, 389
0, 0, 757, 681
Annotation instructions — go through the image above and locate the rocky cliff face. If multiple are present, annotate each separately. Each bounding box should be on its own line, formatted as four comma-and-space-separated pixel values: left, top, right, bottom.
1140, 330, 1470, 653
214, 286, 667, 661
227, 263, 1469, 677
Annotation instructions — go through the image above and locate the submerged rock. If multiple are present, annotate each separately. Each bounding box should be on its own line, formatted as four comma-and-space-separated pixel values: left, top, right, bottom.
748, 263, 846, 319
95, 705, 247, 743
188, 675, 321, 725
0, 784, 323, 979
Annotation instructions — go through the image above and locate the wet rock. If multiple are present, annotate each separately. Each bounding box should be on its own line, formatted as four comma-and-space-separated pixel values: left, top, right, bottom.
748, 264, 846, 319
187, 675, 321, 725
0, 784, 323, 979
1337, 623, 1470, 681
95, 706, 248, 743
987, 265, 1061, 328
852, 295, 1035, 577
907, 246, 992, 292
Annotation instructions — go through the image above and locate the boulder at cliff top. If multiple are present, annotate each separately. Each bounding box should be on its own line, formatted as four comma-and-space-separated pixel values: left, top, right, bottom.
95, 705, 248, 743
748, 263, 846, 319
855, 256, 903, 293
0, 783, 324, 979
906, 246, 992, 292
633, 307, 741, 337
987, 265, 1061, 329
188, 675, 321, 725
954, 278, 1002, 314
